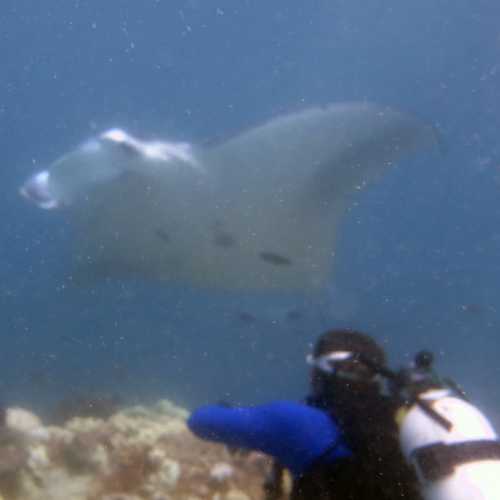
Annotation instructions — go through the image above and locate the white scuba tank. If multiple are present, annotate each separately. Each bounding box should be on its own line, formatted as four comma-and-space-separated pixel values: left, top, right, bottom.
398, 388, 500, 500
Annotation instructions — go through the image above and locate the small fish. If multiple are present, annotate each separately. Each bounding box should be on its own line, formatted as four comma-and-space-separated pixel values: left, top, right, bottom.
237, 312, 257, 324
459, 303, 484, 315
286, 309, 302, 321
259, 252, 292, 266
214, 231, 236, 248
155, 228, 170, 243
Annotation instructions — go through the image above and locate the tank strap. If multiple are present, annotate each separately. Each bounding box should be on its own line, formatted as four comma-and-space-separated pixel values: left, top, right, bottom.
412, 439, 500, 481
415, 397, 453, 431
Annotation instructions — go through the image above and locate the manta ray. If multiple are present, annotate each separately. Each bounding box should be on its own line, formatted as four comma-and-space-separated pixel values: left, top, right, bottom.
20, 102, 439, 292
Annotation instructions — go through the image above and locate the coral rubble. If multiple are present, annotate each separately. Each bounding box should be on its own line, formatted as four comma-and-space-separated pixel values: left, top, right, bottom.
0, 401, 278, 500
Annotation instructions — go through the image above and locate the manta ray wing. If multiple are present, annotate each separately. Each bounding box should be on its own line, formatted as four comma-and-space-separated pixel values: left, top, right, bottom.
69, 160, 212, 285
188, 102, 439, 290
26, 103, 439, 292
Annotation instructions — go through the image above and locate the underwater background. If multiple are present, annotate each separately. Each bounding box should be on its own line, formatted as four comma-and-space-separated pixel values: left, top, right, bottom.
2, 0, 500, 425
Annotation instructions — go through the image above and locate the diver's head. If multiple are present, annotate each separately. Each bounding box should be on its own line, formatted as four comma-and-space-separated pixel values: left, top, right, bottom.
307, 329, 387, 398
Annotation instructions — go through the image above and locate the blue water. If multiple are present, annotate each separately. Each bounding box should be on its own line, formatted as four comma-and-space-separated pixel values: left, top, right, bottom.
1, 0, 500, 424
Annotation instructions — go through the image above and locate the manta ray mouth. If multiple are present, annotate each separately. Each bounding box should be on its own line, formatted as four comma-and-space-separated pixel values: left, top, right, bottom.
19, 170, 60, 210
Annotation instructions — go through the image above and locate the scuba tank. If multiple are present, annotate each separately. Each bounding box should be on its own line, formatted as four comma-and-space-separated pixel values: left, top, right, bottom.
392, 350, 500, 500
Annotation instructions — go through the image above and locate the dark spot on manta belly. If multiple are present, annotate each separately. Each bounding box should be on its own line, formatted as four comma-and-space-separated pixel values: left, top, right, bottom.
155, 229, 170, 243
237, 312, 257, 324
258, 252, 292, 266
286, 309, 302, 321
214, 232, 237, 248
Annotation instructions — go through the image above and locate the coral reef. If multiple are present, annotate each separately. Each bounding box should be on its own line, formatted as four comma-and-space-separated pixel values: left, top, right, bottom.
0, 400, 281, 500
50, 393, 123, 425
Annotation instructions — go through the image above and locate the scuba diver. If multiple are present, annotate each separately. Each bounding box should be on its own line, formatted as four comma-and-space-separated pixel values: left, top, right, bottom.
188, 329, 500, 500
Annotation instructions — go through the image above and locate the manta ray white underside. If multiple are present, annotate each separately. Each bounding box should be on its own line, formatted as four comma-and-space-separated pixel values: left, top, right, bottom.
20, 102, 439, 292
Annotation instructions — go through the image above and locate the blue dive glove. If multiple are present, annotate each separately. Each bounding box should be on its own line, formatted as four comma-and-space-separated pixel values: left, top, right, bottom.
187, 400, 352, 477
